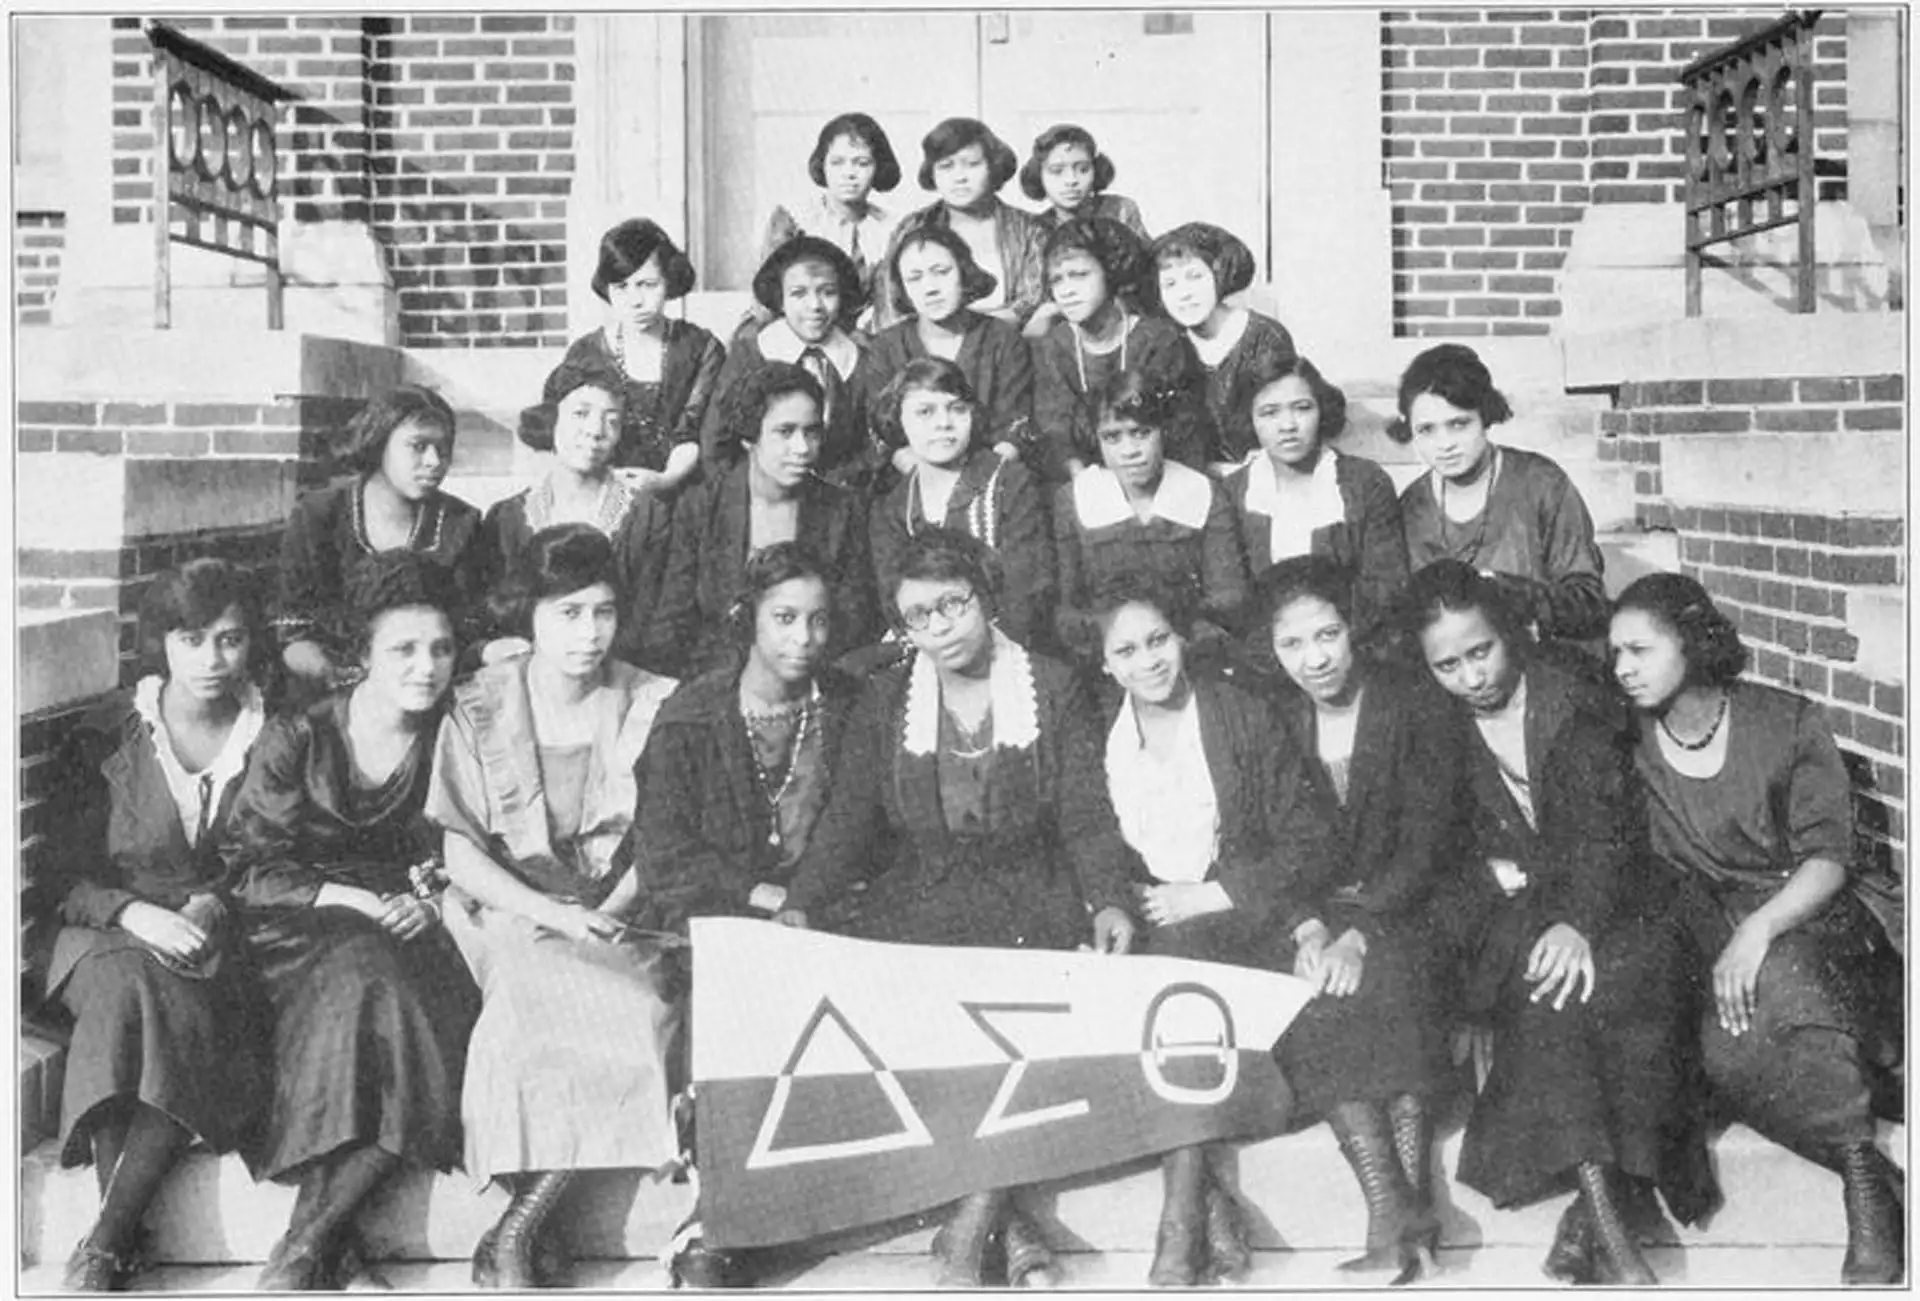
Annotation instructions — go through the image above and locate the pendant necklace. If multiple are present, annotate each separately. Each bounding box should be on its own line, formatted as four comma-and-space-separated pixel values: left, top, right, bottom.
744, 682, 819, 849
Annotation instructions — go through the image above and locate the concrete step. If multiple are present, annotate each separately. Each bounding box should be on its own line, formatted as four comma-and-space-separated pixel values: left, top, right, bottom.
22, 1117, 1903, 1268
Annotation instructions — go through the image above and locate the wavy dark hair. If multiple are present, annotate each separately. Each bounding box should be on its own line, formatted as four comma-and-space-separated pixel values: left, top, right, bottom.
1073, 365, 1205, 466
873, 356, 978, 452
1086, 569, 1197, 644
591, 217, 697, 302
1396, 558, 1534, 662
809, 112, 901, 193
340, 385, 457, 477
724, 541, 841, 647
751, 233, 867, 326
714, 362, 825, 461
137, 557, 266, 681
1150, 222, 1257, 301
887, 224, 998, 319
517, 354, 626, 452
1042, 215, 1151, 302
489, 524, 619, 642
1018, 123, 1115, 204
1388, 343, 1514, 444
916, 117, 1019, 194
890, 525, 1003, 629
1255, 553, 1357, 636
1245, 353, 1349, 445
1612, 572, 1750, 690
343, 550, 461, 663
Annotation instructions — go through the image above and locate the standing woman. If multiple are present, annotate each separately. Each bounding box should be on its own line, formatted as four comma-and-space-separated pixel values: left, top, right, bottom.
1053, 370, 1247, 672
476, 355, 673, 668
1224, 355, 1408, 644
275, 386, 480, 703
1403, 560, 1713, 1286
1031, 216, 1212, 484
1392, 344, 1607, 647
223, 553, 480, 1290
869, 358, 1053, 650
759, 112, 903, 323
866, 225, 1036, 470
560, 218, 721, 497
1020, 123, 1148, 237
1611, 574, 1903, 1286
875, 118, 1046, 330
650, 363, 873, 678
1151, 223, 1298, 469
778, 528, 1136, 1288
45, 561, 269, 1291
1093, 575, 1334, 1287
425, 525, 683, 1290
1259, 556, 1467, 1285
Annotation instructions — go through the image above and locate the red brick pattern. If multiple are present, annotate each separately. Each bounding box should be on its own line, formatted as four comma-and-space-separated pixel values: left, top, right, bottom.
14, 212, 66, 328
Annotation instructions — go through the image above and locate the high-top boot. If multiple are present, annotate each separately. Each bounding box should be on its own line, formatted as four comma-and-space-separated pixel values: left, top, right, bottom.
474, 1170, 576, 1290
1839, 1144, 1904, 1286
1201, 1145, 1252, 1284
1575, 1162, 1657, 1286
1147, 1147, 1208, 1287
1003, 1206, 1062, 1289
1330, 1102, 1432, 1286
1387, 1093, 1440, 1257
934, 1190, 1009, 1288
1541, 1195, 1595, 1284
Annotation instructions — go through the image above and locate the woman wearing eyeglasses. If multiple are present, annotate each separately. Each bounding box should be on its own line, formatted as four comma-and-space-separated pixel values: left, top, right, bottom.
778, 526, 1135, 1289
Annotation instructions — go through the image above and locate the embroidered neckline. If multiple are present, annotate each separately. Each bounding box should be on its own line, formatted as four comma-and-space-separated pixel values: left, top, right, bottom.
524, 474, 635, 538
901, 628, 1039, 758
352, 475, 440, 555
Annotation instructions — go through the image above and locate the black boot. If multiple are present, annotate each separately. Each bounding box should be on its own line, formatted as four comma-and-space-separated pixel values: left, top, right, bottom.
62, 1238, 135, 1293
1541, 1196, 1595, 1284
1839, 1144, 1904, 1286
474, 1170, 575, 1290
1200, 1145, 1252, 1284
1387, 1093, 1440, 1257
934, 1190, 1009, 1288
1003, 1207, 1062, 1289
1575, 1162, 1656, 1286
1330, 1102, 1432, 1285
1146, 1147, 1207, 1287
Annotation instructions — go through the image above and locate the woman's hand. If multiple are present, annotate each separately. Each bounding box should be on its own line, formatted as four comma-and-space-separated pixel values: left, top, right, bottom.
1137, 882, 1231, 928
1021, 301, 1062, 339
1291, 918, 1331, 984
541, 901, 624, 945
1091, 906, 1135, 954
615, 467, 667, 495
380, 893, 442, 943
1713, 914, 1774, 1037
315, 883, 392, 922
1526, 922, 1595, 1010
117, 901, 212, 965
772, 909, 810, 930
1314, 929, 1368, 998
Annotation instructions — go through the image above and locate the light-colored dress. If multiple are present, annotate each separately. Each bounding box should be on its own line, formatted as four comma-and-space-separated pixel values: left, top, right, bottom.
426, 656, 681, 1180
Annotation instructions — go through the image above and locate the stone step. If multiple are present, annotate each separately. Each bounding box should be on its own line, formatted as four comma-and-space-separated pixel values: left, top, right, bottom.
21, 1117, 1903, 1268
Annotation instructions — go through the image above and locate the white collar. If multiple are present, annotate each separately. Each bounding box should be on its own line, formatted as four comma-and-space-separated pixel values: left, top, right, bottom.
1072, 460, 1213, 531
133, 673, 265, 825
901, 628, 1040, 758
1242, 448, 1347, 523
1106, 689, 1201, 757
758, 319, 860, 379
806, 191, 891, 231
1187, 307, 1250, 367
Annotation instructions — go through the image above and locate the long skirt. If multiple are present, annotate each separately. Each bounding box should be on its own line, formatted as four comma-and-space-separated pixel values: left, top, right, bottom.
444, 899, 684, 1181
243, 907, 479, 1182
53, 928, 265, 1166
847, 830, 1089, 952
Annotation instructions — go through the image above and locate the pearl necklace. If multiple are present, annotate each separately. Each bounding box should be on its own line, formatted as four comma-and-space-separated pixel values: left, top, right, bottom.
1659, 691, 1729, 751
743, 682, 819, 849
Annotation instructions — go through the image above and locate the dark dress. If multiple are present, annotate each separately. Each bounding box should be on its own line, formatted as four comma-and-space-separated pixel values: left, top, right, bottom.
870, 448, 1055, 651
631, 667, 861, 933
643, 461, 875, 679
45, 684, 268, 1167
1428, 661, 1712, 1219
876, 199, 1048, 330
562, 321, 725, 473
1188, 310, 1298, 465
697, 322, 882, 483
1225, 449, 1410, 644
472, 477, 674, 670
1635, 682, 1902, 1154
783, 643, 1133, 951
1031, 313, 1214, 485
1268, 669, 1467, 1117
1034, 193, 1148, 240
221, 694, 480, 1181
865, 310, 1036, 456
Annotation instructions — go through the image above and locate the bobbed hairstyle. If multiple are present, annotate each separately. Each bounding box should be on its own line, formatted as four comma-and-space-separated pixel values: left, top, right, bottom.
890, 525, 1004, 629
591, 217, 697, 303
1042, 215, 1151, 301
1073, 365, 1204, 465
917, 117, 1019, 194
1255, 553, 1357, 636
1612, 572, 1750, 689
344, 550, 460, 663
1150, 222, 1257, 301
714, 361, 824, 461
751, 233, 867, 325
137, 557, 266, 681
809, 112, 901, 193
517, 353, 626, 452
341, 385, 457, 477
1018, 123, 1116, 204
1396, 558, 1533, 662
1387, 343, 1514, 444
874, 356, 978, 452
489, 524, 619, 642
724, 541, 841, 648
1246, 353, 1350, 444
888, 224, 999, 318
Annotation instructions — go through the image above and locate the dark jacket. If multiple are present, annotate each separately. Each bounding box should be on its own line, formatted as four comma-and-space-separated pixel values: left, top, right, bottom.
866, 310, 1036, 454
1195, 309, 1299, 465
561, 320, 726, 472
697, 324, 882, 481
1031, 313, 1213, 485
876, 199, 1048, 329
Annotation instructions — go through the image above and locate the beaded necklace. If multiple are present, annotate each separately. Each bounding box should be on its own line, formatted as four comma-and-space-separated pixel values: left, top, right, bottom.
743, 681, 820, 850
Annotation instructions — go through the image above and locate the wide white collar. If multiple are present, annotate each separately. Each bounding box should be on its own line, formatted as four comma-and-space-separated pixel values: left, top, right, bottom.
1072, 460, 1212, 531
901, 628, 1040, 758
1242, 447, 1347, 524
758, 319, 860, 379
133, 673, 266, 821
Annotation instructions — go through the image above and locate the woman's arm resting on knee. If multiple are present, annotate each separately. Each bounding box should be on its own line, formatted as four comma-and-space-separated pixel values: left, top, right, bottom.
1715, 855, 1847, 1037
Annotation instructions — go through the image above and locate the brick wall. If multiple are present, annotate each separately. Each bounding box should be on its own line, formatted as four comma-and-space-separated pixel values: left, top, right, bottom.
14, 213, 66, 327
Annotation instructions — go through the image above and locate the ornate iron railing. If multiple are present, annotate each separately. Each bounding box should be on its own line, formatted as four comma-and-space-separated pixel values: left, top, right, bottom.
1679, 10, 1822, 315
146, 20, 293, 329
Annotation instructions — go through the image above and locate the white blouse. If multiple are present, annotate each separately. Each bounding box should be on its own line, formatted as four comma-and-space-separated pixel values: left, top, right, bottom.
133, 674, 265, 847
1105, 694, 1220, 883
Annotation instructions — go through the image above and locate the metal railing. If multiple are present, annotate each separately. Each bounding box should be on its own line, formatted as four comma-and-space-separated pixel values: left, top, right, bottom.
1679, 10, 1822, 315
147, 20, 293, 329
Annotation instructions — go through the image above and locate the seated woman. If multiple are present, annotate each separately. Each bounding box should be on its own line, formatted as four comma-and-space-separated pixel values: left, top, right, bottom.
560, 218, 721, 497
1092, 575, 1332, 1287
275, 385, 480, 704
1053, 370, 1248, 672
1402, 559, 1713, 1286
1223, 355, 1408, 644
649, 363, 874, 679
1259, 555, 1467, 1284
45, 560, 270, 1292
1150, 222, 1298, 470
1031, 216, 1212, 484
870, 358, 1053, 650
876, 118, 1046, 330
866, 224, 1035, 471
1392, 345, 1607, 649
1611, 574, 1903, 1286
759, 112, 903, 325
476, 355, 673, 668
425, 525, 682, 1290
778, 528, 1136, 1288
700, 234, 880, 486
223, 552, 481, 1290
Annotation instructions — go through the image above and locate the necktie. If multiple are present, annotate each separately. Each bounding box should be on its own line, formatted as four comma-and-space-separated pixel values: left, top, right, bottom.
847, 223, 866, 285
192, 773, 214, 848
801, 345, 839, 433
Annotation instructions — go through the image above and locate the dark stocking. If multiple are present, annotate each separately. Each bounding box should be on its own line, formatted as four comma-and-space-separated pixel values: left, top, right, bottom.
88, 1104, 187, 1256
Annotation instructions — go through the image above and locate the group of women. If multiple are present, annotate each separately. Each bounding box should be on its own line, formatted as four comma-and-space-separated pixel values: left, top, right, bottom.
41, 109, 1901, 1295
